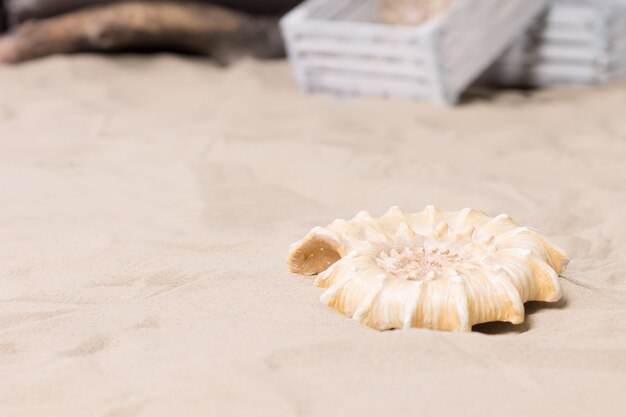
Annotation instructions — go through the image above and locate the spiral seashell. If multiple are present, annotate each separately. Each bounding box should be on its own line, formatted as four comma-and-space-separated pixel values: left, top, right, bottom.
288, 206, 569, 331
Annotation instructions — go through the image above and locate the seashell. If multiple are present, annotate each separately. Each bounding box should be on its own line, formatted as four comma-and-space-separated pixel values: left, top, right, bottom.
288, 206, 569, 331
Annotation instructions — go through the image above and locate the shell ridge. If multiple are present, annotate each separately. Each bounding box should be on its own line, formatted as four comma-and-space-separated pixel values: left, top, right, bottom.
528, 255, 562, 302
402, 281, 424, 329
450, 276, 471, 331
352, 274, 386, 324
486, 266, 525, 323
497, 251, 537, 299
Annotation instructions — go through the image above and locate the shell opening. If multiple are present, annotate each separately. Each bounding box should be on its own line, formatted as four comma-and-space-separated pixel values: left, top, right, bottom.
289, 237, 341, 276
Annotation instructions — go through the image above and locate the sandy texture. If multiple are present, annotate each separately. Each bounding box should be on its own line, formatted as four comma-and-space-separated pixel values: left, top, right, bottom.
0, 55, 625, 417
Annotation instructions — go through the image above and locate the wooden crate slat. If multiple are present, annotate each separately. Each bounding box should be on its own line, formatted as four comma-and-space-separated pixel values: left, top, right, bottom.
309, 72, 429, 99
502, 41, 602, 63
285, 20, 420, 43
297, 54, 428, 79
292, 38, 424, 60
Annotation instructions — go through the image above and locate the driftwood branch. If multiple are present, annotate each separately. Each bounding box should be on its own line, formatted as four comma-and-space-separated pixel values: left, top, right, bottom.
0, 0, 284, 64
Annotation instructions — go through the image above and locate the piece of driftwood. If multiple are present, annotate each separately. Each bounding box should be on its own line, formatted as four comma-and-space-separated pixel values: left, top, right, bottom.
1, 4, 6, 33
3, 0, 303, 25
0, 0, 284, 64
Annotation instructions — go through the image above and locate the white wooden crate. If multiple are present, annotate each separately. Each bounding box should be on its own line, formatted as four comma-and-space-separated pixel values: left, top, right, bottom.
486, 0, 626, 86
280, 0, 548, 105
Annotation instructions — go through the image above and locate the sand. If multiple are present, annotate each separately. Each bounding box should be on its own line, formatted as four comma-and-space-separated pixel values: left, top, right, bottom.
0, 55, 625, 417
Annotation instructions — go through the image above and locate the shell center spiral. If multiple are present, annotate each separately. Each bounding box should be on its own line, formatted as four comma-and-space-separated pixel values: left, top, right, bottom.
375, 246, 461, 281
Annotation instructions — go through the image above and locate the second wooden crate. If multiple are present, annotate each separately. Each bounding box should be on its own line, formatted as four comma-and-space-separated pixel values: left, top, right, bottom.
486, 0, 626, 86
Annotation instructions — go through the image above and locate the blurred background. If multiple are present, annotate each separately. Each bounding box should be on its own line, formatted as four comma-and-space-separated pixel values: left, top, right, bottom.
2, 0, 624, 101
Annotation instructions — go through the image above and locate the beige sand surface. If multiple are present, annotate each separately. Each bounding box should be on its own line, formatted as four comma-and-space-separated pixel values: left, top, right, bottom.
0, 55, 625, 417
